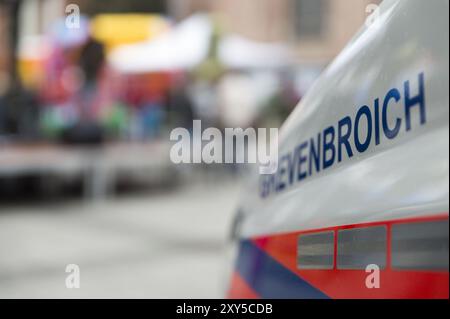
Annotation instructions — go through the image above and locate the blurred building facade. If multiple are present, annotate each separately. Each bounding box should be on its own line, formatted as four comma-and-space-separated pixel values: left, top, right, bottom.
0, 4, 8, 94
0, 0, 64, 91
0, 1, 15, 94
0, 0, 381, 81
169, 0, 379, 65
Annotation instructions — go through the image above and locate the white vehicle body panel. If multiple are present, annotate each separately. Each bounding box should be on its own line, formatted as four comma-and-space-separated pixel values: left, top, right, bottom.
237, 0, 449, 238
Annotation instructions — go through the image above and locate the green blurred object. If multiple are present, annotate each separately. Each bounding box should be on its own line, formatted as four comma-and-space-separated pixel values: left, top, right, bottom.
101, 102, 130, 138
193, 15, 225, 82
40, 107, 66, 139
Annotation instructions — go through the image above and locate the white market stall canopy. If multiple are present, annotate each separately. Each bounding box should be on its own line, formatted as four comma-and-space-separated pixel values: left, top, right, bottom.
109, 14, 292, 73
218, 35, 292, 70
109, 14, 212, 73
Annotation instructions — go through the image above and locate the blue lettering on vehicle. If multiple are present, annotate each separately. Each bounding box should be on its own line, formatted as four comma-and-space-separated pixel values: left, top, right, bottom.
260, 72, 426, 198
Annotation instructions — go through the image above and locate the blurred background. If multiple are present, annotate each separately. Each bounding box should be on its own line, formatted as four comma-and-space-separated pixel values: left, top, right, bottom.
0, 0, 377, 298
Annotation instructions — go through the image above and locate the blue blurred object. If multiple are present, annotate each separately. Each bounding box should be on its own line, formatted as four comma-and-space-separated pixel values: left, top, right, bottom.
139, 103, 165, 139
49, 15, 90, 49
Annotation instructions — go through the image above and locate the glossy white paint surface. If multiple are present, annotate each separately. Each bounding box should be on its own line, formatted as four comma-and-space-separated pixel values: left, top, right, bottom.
237, 0, 449, 238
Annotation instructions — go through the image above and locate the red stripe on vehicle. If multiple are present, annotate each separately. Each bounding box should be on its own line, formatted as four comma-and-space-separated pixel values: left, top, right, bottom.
252, 214, 449, 299
227, 271, 260, 299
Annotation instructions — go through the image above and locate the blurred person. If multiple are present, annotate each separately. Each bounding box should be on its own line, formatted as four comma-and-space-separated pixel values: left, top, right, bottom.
189, 79, 220, 129
0, 80, 40, 140
256, 71, 300, 128
188, 17, 224, 129
62, 37, 109, 145
217, 71, 259, 129
0, 71, 9, 137
0, 0, 40, 141
134, 95, 166, 140
167, 74, 195, 131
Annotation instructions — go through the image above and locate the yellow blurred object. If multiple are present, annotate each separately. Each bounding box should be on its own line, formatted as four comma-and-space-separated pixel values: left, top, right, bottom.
91, 14, 170, 52
19, 58, 45, 90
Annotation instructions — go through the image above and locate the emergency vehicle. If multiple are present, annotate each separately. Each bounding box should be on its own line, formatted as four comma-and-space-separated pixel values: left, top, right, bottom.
228, 0, 449, 298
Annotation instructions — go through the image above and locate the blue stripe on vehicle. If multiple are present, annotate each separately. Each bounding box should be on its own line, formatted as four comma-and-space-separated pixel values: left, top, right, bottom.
235, 239, 329, 299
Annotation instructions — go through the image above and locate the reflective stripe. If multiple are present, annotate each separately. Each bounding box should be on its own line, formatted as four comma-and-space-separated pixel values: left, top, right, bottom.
235, 240, 329, 299
297, 231, 334, 269
392, 220, 449, 270
337, 226, 387, 269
